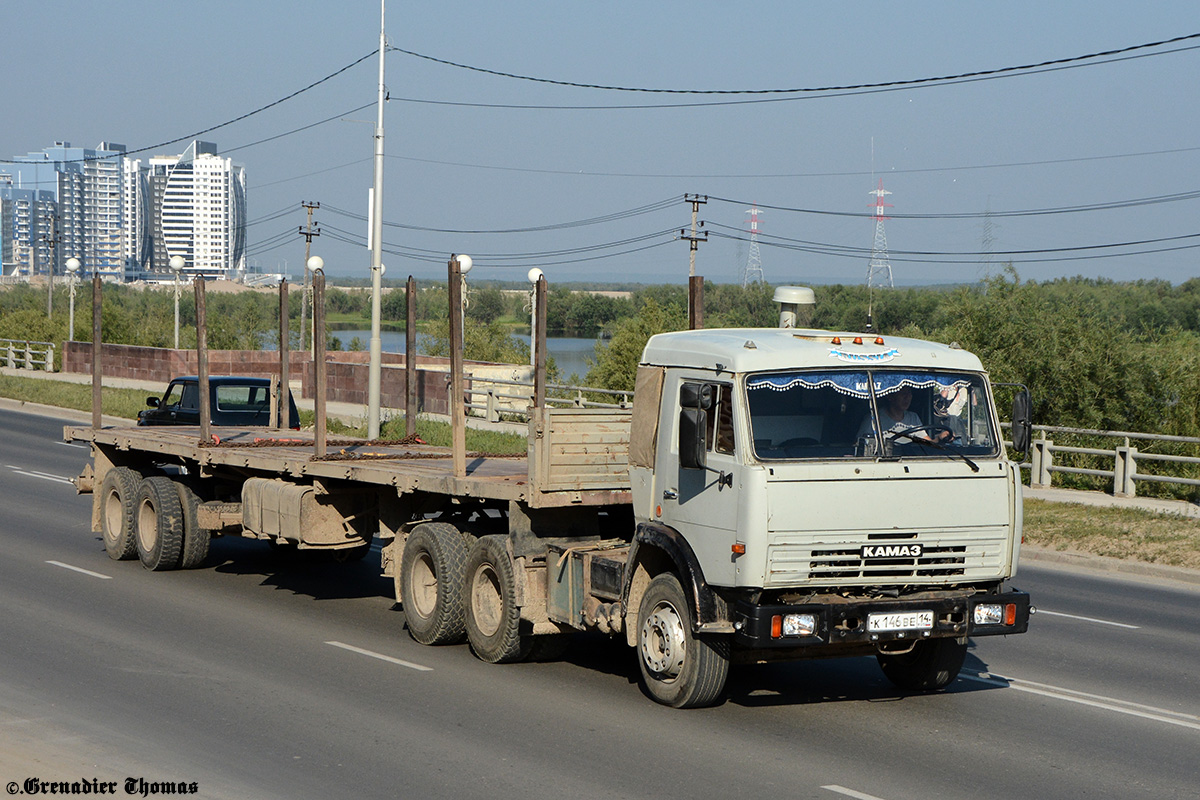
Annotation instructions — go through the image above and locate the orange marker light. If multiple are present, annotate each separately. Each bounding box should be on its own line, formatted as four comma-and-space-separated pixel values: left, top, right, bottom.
875, 337, 885, 345
732, 543, 746, 555
853, 336, 863, 345
1005, 604, 1017, 626
771, 615, 783, 638
831, 336, 842, 345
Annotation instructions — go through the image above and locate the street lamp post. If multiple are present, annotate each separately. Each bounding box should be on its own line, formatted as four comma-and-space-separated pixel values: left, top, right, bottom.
457, 254, 473, 344
170, 255, 185, 350
307, 256, 326, 457
527, 268, 543, 367
65, 258, 81, 341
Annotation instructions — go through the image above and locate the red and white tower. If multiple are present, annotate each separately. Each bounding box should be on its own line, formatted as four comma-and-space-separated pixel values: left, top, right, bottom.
866, 179, 894, 289
742, 205, 764, 288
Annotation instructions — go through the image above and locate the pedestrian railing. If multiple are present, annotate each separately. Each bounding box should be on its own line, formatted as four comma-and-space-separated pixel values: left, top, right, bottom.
1024, 425, 1200, 498
0, 339, 56, 372
459, 374, 632, 423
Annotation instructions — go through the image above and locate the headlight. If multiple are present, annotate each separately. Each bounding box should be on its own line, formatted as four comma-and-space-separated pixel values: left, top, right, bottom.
974, 603, 1012, 625
781, 613, 817, 637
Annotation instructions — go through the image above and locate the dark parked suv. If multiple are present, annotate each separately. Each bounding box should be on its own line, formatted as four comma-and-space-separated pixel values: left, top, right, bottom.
138, 376, 300, 429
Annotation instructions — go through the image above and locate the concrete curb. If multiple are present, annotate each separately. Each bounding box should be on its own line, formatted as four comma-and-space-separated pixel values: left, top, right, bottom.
1020, 543, 1200, 587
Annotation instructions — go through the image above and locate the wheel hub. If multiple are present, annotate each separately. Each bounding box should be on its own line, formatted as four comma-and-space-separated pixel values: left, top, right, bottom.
640, 602, 686, 678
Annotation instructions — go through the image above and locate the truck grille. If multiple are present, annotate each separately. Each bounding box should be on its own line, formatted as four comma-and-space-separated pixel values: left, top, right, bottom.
766, 529, 1009, 587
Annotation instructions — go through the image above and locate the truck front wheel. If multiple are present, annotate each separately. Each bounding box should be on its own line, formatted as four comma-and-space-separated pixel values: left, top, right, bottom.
637, 573, 729, 708
877, 637, 968, 691
400, 522, 468, 645
99, 467, 140, 561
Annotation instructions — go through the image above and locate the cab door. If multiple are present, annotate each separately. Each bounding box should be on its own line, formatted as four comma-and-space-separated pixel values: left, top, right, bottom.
654, 379, 740, 586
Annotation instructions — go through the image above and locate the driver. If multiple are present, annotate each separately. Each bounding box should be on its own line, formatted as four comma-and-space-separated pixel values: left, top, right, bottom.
857, 386, 951, 445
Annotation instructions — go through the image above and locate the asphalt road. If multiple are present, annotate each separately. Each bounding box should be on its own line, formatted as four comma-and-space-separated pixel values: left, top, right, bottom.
1, 407, 1197, 800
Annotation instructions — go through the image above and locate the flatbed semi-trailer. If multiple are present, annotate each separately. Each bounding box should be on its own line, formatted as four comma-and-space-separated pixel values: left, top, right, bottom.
66, 300, 1033, 707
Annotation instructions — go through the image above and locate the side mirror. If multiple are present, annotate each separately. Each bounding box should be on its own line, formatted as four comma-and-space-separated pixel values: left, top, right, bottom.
680, 383, 713, 410
679, 407, 708, 470
146, 397, 160, 408
1010, 389, 1032, 455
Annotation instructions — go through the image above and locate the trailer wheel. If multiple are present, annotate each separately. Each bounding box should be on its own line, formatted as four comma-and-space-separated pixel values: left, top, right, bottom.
175, 481, 210, 569
877, 638, 968, 691
636, 573, 729, 708
99, 467, 141, 561
134, 476, 185, 571
464, 535, 531, 664
400, 522, 468, 645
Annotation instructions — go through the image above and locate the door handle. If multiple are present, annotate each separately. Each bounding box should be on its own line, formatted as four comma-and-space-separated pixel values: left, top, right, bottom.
662, 489, 678, 500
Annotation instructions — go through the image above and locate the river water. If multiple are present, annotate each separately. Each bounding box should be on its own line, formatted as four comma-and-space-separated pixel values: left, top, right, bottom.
328, 329, 600, 380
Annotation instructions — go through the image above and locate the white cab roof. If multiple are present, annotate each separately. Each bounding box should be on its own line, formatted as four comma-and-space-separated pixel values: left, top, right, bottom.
641, 328, 986, 374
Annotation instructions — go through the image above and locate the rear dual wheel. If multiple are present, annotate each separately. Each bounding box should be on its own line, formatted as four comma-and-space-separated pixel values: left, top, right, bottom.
135, 476, 184, 571
464, 536, 530, 664
99, 467, 141, 561
400, 522, 469, 645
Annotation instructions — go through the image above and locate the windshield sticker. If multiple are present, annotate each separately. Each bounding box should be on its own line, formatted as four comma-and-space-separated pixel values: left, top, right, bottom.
828, 347, 900, 364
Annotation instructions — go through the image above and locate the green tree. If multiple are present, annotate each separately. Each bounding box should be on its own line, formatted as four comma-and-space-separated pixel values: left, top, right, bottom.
586, 298, 686, 391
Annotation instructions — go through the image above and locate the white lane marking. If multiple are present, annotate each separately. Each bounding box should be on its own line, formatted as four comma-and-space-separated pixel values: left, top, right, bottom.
963, 672, 1200, 731
823, 786, 889, 800
7, 465, 74, 485
56, 441, 87, 449
326, 641, 432, 672
1037, 609, 1140, 629
46, 561, 112, 580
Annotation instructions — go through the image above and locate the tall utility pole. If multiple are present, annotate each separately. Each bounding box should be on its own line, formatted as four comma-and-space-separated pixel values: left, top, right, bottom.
41, 214, 61, 317
366, 0, 387, 440
681, 194, 708, 329
298, 201, 320, 353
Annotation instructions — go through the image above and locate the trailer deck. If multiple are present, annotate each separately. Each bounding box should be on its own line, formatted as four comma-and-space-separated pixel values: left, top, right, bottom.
65, 405, 633, 509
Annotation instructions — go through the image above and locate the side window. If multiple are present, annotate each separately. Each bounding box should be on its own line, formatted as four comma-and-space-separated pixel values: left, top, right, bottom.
162, 383, 184, 408
180, 383, 200, 410
687, 381, 735, 456
714, 384, 734, 455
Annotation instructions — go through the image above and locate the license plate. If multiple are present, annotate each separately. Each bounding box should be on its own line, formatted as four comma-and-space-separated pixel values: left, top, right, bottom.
868, 610, 934, 632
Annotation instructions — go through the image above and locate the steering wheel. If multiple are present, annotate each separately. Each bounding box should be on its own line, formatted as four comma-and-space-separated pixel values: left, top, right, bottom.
889, 424, 955, 443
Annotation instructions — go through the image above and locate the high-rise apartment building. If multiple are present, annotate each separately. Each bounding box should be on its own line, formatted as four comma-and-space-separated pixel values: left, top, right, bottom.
13, 142, 125, 280
5, 139, 247, 282
133, 141, 246, 280
0, 172, 57, 278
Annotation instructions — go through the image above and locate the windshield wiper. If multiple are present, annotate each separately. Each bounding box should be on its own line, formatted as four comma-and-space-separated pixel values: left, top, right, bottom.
887, 425, 980, 472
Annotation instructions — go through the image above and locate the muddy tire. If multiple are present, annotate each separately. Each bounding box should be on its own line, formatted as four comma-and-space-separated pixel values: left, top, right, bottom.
399, 522, 468, 645
637, 573, 729, 708
99, 467, 140, 561
877, 638, 968, 691
175, 481, 210, 569
464, 536, 530, 664
135, 476, 184, 571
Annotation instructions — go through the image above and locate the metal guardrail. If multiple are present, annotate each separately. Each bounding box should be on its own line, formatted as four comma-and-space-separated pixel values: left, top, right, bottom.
1024, 425, 1200, 498
0, 339, 56, 372
459, 374, 632, 423
463, 385, 1199, 501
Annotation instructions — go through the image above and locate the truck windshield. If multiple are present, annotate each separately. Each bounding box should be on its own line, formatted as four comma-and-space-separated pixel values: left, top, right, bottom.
746, 369, 1000, 461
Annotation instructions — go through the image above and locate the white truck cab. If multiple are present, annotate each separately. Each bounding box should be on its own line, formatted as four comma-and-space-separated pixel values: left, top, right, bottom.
621, 323, 1031, 706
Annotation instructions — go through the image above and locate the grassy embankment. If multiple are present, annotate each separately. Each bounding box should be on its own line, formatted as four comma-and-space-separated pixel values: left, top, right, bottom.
0, 373, 526, 454
2, 373, 1197, 570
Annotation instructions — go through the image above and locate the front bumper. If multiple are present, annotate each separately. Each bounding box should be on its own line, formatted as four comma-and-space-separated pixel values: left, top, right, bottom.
733, 588, 1031, 648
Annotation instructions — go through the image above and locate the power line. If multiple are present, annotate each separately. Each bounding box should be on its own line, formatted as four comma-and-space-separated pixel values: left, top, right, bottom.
706, 225, 1200, 264
321, 197, 679, 234
708, 189, 1200, 221
0, 50, 377, 165
385, 143, 1200, 180
388, 33, 1200, 96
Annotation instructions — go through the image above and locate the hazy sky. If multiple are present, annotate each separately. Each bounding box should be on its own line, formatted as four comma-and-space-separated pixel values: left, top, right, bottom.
4, 1, 1200, 286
